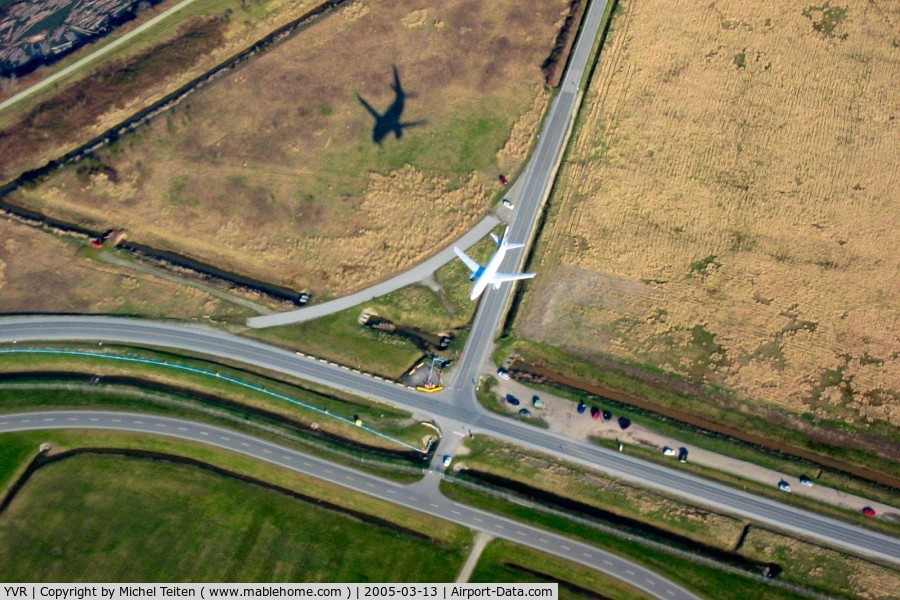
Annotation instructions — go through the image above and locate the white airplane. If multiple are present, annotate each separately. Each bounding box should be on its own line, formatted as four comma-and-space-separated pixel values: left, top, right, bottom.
454, 227, 536, 300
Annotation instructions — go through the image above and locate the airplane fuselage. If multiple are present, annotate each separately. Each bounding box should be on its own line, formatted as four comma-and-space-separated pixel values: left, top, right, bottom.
470, 245, 508, 300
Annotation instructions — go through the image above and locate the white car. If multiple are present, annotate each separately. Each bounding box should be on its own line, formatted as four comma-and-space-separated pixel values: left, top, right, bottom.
497, 369, 511, 380
502, 198, 514, 209
663, 447, 676, 456
778, 481, 792, 492
442, 455, 452, 467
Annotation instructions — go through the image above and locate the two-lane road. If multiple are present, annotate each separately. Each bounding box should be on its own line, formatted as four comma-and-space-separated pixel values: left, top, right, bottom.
1, 316, 898, 566
0, 410, 699, 600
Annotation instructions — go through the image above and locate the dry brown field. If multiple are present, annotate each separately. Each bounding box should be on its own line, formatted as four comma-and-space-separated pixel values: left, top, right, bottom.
518, 0, 899, 434
0, 218, 248, 320
13, 0, 563, 297
0, 0, 327, 178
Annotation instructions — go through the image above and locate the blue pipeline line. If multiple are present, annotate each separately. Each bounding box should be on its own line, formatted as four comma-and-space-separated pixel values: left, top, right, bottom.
0, 348, 426, 454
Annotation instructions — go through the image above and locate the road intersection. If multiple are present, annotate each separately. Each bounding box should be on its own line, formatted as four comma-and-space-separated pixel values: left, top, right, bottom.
1, 0, 897, 595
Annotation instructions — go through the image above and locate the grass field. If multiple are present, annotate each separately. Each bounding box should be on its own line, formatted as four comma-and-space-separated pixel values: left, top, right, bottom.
0, 429, 466, 544
14, 0, 566, 299
515, 0, 899, 467
442, 481, 805, 600
456, 435, 746, 551
0, 452, 467, 581
450, 435, 899, 598
470, 540, 651, 600
0, 219, 254, 320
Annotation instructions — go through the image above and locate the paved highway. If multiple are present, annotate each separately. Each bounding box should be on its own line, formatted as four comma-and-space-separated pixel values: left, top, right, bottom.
0, 410, 699, 600
1, 316, 898, 566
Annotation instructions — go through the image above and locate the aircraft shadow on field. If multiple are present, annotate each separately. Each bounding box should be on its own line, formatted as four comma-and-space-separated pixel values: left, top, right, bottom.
357, 65, 426, 144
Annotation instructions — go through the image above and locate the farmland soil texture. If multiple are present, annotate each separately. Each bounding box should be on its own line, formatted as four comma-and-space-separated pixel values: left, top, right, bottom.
12, 0, 568, 298
518, 1, 899, 440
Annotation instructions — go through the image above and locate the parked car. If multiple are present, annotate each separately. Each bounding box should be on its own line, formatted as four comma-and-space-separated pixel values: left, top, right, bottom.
499, 174, 509, 185
663, 447, 676, 456
518, 408, 531, 416
505, 394, 520, 406
778, 480, 792, 492
799, 475, 813, 486
577, 401, 587, 414
590, 406, 601, 420
532, 395, 544, 408
497, 369, 510, 380
442, 455, 452, 467
618, 417, 631, 430
862, 506, 877, 517
502, 198, 514, 208
678, 447, 689, 463
602, 410, 612, 421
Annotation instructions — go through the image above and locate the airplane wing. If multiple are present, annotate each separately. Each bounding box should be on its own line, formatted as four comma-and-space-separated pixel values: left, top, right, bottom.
454, 247, 482, 275
491, 272, 536, 285
357, 94, 380, 119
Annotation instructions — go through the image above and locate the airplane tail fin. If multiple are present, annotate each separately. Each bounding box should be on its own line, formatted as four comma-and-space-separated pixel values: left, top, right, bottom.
504, 242, 525, 250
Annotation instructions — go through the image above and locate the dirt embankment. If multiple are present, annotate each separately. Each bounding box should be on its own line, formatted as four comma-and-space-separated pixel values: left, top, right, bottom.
541, 0, 588, 87
511, 361, 900, 490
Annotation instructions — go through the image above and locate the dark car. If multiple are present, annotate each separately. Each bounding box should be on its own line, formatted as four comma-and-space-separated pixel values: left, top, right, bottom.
506, 394, 520, 406
862, 506, 877, 517
618, 417, 631, 430
590, 406, 600, 420
499, 174, 509, 185
678, 447, 689, 463
577, 401, 587, 414
602, 410, 612, 421
532, 395, 544, 408
518, 408, 530, 416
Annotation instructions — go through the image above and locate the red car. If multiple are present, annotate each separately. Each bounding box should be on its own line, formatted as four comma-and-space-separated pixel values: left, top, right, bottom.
862, 507, 877, 517
499, 174, 508, 185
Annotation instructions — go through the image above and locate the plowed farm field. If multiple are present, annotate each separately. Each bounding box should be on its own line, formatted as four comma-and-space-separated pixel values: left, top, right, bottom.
11, 0, 563, 298
518, 1, 899, 432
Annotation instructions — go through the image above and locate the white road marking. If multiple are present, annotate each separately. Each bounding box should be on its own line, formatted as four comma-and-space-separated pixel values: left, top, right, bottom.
199, 431, 208, 436
177, 427, 188, 431
262, 449, 272, 454
560, 545, 571, 551
625, 569, 634, 575
450, 510, 461, 515
43, 418, 55, 422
